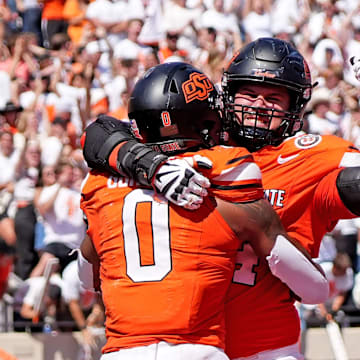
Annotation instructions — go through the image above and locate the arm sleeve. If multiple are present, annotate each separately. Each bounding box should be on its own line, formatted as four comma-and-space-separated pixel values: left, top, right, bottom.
267, 235, 329, 304
313, 168, 356, 223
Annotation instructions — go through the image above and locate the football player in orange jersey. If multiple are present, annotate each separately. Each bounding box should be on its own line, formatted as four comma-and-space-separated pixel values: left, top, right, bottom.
81, 39, 360, 359
79, 61, 328, 359
219, 39, 360, 360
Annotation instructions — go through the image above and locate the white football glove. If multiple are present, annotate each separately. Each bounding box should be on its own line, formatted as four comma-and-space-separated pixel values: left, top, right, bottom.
350, 56, 360, 81
153, 155, 212, 210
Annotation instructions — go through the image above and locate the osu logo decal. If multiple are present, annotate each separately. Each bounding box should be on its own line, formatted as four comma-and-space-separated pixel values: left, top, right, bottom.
182, 73, 213, 103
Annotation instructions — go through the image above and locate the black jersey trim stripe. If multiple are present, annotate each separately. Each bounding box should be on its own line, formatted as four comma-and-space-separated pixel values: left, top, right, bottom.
211, 182, 261, 190
226, 154, 253, 165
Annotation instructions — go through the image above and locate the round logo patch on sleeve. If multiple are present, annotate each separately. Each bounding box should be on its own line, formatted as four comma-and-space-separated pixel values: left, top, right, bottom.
295, 134, 322, 149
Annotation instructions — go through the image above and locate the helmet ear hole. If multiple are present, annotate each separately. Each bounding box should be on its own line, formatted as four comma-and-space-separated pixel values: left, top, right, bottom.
170, 79, 179, 93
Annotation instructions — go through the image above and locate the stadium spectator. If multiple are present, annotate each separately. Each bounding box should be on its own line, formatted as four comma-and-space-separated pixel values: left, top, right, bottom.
270, 0, 310, 39
0, 33, 36, 86
16, 0, 43, 45
0, 101, 24, 139
161, 0, 202, 55
30, 161, 85, 277
306, 87, 336, 135
63, 0, 92, 46
241, 0, 272, 41
61, 260, 104, 346
32, 164, 57, 250
107, 88, 130, 122
0, 131, 21, 248
13, 267, 63, 331
39, 117, 68, 167
13, 139, 41, 279
141, 47, 160, 72
191, 26, 226, 85
113, 18, 149, 66
311, 38, 344, 74
332, 219, 360, 274
158, 30, 189, 63
105, 51, 139, 112
40, 0, 68, 48
137, 0, 164, 47
196, 0, 242, 55
306, 0, 345, 46
316, 253, 354, 322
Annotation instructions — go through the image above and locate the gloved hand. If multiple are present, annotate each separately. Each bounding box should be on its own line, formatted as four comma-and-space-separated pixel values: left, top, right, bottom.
153, 155, 212, 210
350, 56, 360, 81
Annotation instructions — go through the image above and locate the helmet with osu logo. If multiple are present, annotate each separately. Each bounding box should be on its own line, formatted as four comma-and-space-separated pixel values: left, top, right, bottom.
128, 62, 221, 155
222, 37, 313, 151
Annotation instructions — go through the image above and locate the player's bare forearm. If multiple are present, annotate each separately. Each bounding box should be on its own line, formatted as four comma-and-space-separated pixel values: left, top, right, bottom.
216, 198, 286, 257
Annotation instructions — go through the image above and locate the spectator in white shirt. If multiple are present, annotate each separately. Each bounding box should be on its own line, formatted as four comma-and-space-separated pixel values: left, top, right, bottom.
30, 161, 85, 277
317, 253, 354, 321
0, 131, 21, 247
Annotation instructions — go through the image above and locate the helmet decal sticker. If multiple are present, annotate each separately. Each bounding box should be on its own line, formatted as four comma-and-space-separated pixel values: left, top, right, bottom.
160, 111, 179, 137
161, 111, 171, 126
182, 73, 214, 103
303, 59, 311, 83
130, 120, 143, 140
251, 69, 277, 78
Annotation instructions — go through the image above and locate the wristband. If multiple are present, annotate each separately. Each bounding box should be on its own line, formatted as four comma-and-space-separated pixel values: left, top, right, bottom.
117, 140, 167, 186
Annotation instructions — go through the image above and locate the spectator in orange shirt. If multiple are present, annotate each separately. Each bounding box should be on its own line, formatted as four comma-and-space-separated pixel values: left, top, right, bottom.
158, 31, 188, 63
63, 0, 92, 45
40, 0, 68, 48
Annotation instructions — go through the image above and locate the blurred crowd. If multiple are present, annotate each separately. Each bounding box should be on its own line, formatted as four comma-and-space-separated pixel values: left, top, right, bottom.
0, 0, 360, 346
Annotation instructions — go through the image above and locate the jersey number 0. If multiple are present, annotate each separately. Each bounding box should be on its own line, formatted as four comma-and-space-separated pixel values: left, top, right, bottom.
122, 189, 172, 282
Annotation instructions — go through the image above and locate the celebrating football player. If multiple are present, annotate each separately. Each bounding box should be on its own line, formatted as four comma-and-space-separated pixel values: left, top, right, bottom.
81, 38, 360, 360
79, 61, 328, 359
220, 38, 360, 360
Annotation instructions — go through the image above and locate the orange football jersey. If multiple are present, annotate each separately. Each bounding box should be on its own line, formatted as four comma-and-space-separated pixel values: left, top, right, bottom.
224, 134, 360, 358
80, 145, 263, 354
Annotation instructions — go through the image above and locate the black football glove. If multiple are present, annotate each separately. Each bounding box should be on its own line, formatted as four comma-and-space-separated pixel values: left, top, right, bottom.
82, 115, 135, 173
81, 115, 212, 204
82, 115, 167, 185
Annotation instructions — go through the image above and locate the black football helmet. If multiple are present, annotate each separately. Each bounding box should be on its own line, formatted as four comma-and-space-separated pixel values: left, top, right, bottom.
222, 37, 313, 151
128, 62, 221, 155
